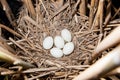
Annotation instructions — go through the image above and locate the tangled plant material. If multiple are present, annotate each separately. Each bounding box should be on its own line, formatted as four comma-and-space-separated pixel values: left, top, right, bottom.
1, 0, 120, 80
14, 1, 97, 79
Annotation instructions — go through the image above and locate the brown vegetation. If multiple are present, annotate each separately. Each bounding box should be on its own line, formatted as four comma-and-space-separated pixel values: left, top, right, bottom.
0, 0, 120, 80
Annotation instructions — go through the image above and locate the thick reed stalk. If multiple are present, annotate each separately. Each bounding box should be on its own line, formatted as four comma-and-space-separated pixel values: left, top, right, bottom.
79, 0, 86, 15
0, 46, 35, 69
73, 44, 120, 80
23, 0, 36, 19
92, 26, 120, 61
89, 0, 95, 28
91, 0, 104, 30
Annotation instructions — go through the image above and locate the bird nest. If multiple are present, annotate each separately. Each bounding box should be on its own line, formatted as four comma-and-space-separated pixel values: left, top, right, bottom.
11, 1, 101, 79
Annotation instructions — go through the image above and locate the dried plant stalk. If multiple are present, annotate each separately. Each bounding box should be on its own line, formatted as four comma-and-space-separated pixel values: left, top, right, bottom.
22, 0, 36, 19
0, 0, 16, 26
0, 46, 35, 69
105, 67, 120, 76
0, 67, 15, 75
92, 26, 120, 61
89, 0, 97, 28
91, 0, 104, 30
0, 36, 16, 54
73, 44, 120, 80
100, 0, 104, 33
0, 24, 22, 38
51, 2, 69, 19
79, 0, 86, 15
104, 0, 111, 27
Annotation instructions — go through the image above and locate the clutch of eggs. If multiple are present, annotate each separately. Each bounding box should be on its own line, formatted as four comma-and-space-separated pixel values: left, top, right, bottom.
43, 29, 74, 58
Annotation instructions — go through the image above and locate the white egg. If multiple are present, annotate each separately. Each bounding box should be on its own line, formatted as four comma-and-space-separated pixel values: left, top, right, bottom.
43, 36, 53, 49
54, 36, 64, 48
63, 42, 74, 55
50, 47, 63, 58
61, 29, 72, 42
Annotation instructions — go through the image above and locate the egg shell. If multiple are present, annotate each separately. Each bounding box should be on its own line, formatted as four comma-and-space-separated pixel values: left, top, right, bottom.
43, 36, 53, 49
61, 29, 72, 42
54, 36, 65, 48
63, 42, 74, 55
50, 47, 63, 58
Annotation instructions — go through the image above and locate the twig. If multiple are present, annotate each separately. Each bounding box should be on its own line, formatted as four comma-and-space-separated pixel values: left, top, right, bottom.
0, 65, 89, 75
9, 37, 33, 57
111, 8, 120, 20
23, 16, 40, 28
72, 0, 81, 16
0, 24, 22, 38
39, 0, 49, 19
50, 2, 69, 20
22, 65, 89, 74
28, 71, 55, 80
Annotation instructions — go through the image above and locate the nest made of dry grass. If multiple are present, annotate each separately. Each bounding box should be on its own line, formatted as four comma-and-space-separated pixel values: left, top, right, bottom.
7, 0, 114, 79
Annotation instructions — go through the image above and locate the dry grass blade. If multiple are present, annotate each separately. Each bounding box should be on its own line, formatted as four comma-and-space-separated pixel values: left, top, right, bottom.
111, 8, 120, 20
9, 38, 33, 57
28, 71, 55, 80
99, 0, 104, 34
72, 0, 81, 16
89, 0, 98, 28
50, 2, 69, 19
0, 65, 89, 75
23, 16, 40, 28
39, 0, 49, 18
104, 0, 111, 27
22, 0, 36, 19
22, 65, 89, 74
91, 0, 104, 30
73, 44, 120, 80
